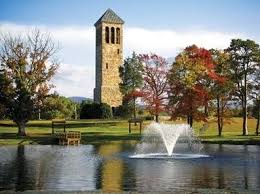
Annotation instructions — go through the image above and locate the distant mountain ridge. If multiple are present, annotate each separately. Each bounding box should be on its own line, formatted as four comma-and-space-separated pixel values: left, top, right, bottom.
68, 96, 93, 104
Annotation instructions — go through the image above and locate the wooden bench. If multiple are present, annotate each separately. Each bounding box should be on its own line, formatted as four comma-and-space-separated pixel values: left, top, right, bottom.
55, 131, 81, 145
52, 119, 66, 134
128, 118, 143, 134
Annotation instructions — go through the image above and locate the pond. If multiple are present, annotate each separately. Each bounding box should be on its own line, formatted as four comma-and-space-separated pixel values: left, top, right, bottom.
0, 142, 260, 192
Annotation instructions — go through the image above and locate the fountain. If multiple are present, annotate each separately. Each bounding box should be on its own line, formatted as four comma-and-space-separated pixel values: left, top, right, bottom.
130, 122, 209, 159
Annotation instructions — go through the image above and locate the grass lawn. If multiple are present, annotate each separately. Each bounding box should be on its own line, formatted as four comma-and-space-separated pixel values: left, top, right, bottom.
0, 118, 259, 145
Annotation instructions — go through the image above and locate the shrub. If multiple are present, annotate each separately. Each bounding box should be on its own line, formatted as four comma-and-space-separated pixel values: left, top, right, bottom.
114, 104, 131, 118
80, 103, 112, 119
100, 103, 113, 119
144, 115, 154, 120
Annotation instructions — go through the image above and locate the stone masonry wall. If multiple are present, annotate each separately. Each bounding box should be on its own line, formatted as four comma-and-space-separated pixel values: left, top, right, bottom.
94, 22, 123, 107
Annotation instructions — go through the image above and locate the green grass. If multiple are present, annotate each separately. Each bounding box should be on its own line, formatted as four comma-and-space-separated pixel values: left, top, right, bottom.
0, 119, 142, 145
0, 118, 259, 145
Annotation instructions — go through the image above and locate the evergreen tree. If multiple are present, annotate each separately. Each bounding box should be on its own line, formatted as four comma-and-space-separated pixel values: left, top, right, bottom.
119, 52, 143, 118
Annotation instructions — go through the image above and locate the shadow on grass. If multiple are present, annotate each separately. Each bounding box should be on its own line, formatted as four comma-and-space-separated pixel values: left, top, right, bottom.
0, 132, 142, 145
0, 122, 121, 128
0, 132, 55, 145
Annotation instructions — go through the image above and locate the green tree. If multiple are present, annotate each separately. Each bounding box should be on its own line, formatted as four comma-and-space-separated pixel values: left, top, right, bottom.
210, 49, 234, 136
41, 94, 75, 119
0, 30, 59, 135
227, 39, 260, 135
252, 99, 260, 135
251, 64, 260, 135
119, 52, 143, 118
0, 103, 7, 119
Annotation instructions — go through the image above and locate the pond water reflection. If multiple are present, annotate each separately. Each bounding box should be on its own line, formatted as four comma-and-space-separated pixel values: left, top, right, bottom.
0, 142, 260, 192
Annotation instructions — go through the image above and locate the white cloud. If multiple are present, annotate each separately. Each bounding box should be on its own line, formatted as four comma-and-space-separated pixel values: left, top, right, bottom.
124, 28, 246, 58
51, 63, 95, 97
0, 22, 253, 98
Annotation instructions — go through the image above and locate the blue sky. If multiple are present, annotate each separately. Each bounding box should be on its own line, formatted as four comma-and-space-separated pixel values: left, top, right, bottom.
2, 0, 260, 35
1, 0, 260, 97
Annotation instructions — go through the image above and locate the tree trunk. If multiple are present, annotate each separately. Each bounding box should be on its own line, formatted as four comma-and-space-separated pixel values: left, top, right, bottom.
219, 118, 223, 136
204, 102, 208, 116
217, 97, 222, 136
133, 97, 136, 119
256, 103, 260, 135
155, 115, 159, 123
17, 121, 26, 136
38, 108, 41, 120
242, 71, 248, 135
190, 116, 193, 127
187, 115, 193, 127
242, 102, 248, 135
133, 97, 137, 126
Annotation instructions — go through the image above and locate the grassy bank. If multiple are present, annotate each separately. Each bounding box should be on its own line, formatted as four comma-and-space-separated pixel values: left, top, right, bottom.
0, 119, 141, 145
0, 118, 259, 145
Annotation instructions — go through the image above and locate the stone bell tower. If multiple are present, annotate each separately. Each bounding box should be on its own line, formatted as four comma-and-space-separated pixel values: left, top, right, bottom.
94, 8, 124, 107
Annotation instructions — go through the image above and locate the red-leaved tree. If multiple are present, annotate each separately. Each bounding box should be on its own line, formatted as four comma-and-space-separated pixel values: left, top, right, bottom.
168, 45, 221, 127
139, 54, 169, 122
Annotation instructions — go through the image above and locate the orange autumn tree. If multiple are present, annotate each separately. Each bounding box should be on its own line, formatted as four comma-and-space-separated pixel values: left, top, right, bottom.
139, 54, 169, 122
210, 49, 234, 136
168, 45, 222, 127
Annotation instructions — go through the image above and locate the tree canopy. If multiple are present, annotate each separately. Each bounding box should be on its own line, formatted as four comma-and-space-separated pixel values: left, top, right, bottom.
119, 52, 143, 118
168, 45, 221, 127
0, 30, 59, 135
227, 39, 260, 135
139, 53, 169, 122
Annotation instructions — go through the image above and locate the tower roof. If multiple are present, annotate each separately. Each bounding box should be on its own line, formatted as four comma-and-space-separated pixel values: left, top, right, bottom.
94, 9, 124, 26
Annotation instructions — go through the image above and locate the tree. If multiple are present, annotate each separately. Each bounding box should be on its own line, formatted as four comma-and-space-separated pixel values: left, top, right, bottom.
210, 49, 234, 136
227, 39, 260, 135
40, 94, 75, 120
124, 89, 143, 119
251, 63, 260, 135
252, 99, 260, 135
119, 52, 143, 118
139, 54, 169, 122
0, 103, 8, 119
35, 83, 50, 120
168, 45, 220, 127
0, 71, 9, 119
0, 30, 59, 136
